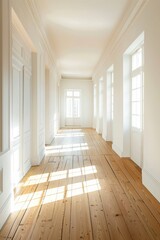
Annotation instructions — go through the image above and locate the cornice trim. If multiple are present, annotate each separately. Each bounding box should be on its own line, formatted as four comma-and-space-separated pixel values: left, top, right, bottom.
93, 0, 149, 78
12, 9, 36, 51
25, 0, 61, 77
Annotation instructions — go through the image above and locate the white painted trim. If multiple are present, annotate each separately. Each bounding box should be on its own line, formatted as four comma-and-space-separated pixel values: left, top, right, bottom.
0, 193, 12, 230
25, 0, 59, 72
23, 162, 31, 177
112, 144, 123, 157
102, 134, 107, 141
142, 168, 160, 203
12, 9, 35, 51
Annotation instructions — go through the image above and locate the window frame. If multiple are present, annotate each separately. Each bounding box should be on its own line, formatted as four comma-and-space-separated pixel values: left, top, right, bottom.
65, 89, 81, 119
130, 45, 144, 131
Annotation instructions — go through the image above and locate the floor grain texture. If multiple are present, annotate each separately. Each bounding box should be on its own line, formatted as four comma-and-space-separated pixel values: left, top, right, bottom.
0, 129, 160, 240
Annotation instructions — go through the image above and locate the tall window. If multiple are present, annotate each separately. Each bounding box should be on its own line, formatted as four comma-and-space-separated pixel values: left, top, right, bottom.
106, 65, 114, 141
94, 84, 97, 118
66, 89, 80, 118
99, 78, 103, 118
111, 71, 114, 121
107, 66, 114, 122
131, 47, 144, 130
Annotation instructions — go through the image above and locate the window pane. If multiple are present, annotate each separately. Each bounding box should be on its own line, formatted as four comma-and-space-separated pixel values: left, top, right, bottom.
132, 48, 142, 70
132, 88, 141, 101
94, 85, 96, 117
132, 74, 141, 89
132, 102, 140, 115
66, 98, 73, 118
132, 115, 140, 129
73, 98, 80, 118
74, 91, 80, 97
67, 91, 73, 97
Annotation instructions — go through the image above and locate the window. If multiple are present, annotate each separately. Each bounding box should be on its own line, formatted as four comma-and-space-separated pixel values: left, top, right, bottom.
107, 65, 114, 122
131, 46, 144, 129
111, 71, 114, 120
94, 84, 97, 118
66, 89, 80, 118
99, 78, 103, 118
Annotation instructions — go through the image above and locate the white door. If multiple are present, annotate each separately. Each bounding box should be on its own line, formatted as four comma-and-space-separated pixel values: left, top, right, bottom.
22, 67, 31, 173
11, 60, 31, 185
65, 89, 81, 127
11, 59, 23, 185
131, 47, 144, 167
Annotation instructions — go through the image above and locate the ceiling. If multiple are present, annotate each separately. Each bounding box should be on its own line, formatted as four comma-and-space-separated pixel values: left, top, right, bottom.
34, 0, 138, 78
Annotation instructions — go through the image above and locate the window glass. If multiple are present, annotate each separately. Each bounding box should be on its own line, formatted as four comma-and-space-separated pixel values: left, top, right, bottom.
67, 90, 73, 97
132, 48, 142, 71
131, 47, 143, 130
74, 91, 80, 97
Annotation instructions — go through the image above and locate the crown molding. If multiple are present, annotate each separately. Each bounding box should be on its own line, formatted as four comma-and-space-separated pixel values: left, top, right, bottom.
12, 9, 36, 51
93, 0, 149, 79
24, 0, 61, 78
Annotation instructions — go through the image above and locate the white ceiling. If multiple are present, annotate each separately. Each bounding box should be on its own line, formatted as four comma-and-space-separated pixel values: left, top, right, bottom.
34, 0, 138, 78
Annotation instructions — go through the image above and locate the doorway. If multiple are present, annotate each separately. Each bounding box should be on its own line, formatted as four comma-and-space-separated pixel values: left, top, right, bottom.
65, 89, 81, 127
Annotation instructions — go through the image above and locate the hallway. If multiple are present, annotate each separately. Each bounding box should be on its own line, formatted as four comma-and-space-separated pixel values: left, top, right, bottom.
0, 129, 160, 240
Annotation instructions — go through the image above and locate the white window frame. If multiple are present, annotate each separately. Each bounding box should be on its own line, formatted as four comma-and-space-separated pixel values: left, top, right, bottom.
65, 89, 81, 119
131, 45, 144, 131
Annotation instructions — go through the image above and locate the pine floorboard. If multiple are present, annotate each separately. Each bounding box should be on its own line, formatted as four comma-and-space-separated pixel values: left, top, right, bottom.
0, 128, 160, 240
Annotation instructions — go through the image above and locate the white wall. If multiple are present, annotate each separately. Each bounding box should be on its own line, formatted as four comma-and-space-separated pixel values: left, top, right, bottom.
11, 22, 33, 184
11, 0, 60, 166
93, 0, 160, 202
60, 79, 93, 128
0, 0, 60, 229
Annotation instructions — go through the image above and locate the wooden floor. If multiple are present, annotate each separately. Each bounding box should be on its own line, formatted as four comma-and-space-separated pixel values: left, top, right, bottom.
0, 129, 160, 240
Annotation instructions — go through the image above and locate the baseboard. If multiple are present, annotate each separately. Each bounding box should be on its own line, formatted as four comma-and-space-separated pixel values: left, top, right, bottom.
0, 193, 12, 230
45, 136, 55, 145
24, 162, 31, 177
112, 144, 123, 157
102, 134, 107, 141
142, 168, 160, 203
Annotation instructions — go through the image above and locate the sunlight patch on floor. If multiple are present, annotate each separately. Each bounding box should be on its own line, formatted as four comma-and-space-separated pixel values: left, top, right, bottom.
24, 165, 97, 186
12, 179, 101, 212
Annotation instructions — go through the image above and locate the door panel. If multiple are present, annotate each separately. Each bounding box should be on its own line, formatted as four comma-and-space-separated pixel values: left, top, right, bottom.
11, 61, 23, 185
12, 66, 21, 140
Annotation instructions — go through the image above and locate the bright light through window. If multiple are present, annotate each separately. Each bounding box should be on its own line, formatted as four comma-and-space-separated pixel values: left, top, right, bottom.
132, 48, 142, 71
66, 89, 80, 118
131, 47, 143, 130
